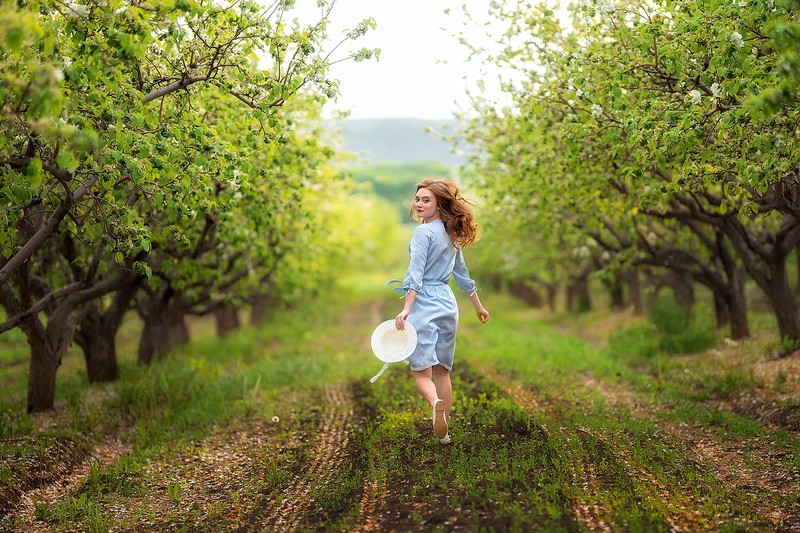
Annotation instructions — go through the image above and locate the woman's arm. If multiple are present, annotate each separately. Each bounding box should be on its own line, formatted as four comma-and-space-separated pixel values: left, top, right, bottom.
395, 289, 417, 330
467, 289, 490, 324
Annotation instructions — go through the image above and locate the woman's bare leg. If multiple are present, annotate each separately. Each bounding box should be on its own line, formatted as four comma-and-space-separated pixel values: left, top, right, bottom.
412, 367, 438, 406
432, 365, 452, 417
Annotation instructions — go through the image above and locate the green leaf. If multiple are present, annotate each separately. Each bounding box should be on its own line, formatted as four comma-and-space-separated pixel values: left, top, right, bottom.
26, 158, 44, 189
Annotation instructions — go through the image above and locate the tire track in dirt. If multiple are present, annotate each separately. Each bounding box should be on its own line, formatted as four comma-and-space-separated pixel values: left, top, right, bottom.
10, 436, 131, 532
246, 383, 355, 531
576, 426, 708, 532
472, 362, 714, 531
470, 362, 613, 532
584, 376, 798, 530
351, 477, 385, 532
569, 431, 613, 533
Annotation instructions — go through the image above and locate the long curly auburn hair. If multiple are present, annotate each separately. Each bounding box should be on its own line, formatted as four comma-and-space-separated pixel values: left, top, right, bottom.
410, 178, 480, 248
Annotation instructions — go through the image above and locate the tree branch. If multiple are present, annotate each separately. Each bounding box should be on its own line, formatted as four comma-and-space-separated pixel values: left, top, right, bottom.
142, 76, 210, 104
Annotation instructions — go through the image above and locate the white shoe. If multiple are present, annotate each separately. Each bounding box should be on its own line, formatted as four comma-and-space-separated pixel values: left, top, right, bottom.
432, 399, 448, 439
439, 434, 451, 445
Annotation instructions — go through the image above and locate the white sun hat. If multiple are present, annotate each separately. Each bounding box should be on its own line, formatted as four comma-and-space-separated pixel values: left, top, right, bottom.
369, 319, 417, 383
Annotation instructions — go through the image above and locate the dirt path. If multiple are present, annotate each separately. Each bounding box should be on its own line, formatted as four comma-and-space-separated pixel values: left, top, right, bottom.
245, 384, 357, 531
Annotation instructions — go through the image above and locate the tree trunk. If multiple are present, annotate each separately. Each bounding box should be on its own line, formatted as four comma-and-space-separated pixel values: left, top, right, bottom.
214, 304, 240, 336
27, 334, 59, 413
726, 268, 750, 340
166, 304, 190, 349
138, 287, 190, 364
712, 290, 730, 330
545, 283, 558, 312
27, 317, 76, 413
250, 292, 271, 325
75, 306, 119, 382
606, 278, 625, 310
767, 259, 800, 344
727, 292, 750, 340
508, 280, 543, 307
797, 244, 800, 290
622, 270, 643, 315
74, 281, 139, 382
570, 273, 592, 312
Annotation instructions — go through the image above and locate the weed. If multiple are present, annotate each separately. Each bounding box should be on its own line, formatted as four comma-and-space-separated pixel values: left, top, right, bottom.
167, 482, 182, 503
32, 500, 51, 520
780, 335, 800, 355
649, 298, 692, 335
693, 370, 760, 400
658, 327, 716, 355
267, 456, 283, 486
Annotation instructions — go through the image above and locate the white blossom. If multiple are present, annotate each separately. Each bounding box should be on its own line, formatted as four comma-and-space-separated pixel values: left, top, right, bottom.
591, 103, 603, 117
576, 88, 584, 98
710, 82, 721, 98
66, 3, 89, 17
598, 1, 616, 15
272, 416, 280, 423
689, 89, 702, 104
730, 31, 744, 49
233, 192, 243, 201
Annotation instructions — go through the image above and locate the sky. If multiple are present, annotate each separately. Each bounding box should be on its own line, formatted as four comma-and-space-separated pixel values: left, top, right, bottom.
295, 0, 506, 120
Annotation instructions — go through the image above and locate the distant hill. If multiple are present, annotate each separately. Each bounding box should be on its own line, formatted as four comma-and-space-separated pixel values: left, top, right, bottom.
332, 118, 465, 165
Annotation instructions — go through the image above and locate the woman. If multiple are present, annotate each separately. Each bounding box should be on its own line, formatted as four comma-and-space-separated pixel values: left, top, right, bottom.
394, 178, 490, 445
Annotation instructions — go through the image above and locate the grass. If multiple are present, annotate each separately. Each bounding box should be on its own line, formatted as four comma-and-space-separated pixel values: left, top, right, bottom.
1, 279, 799, 531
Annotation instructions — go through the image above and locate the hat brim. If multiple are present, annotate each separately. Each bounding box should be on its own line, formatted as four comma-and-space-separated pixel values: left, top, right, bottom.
371, 319, 417, 363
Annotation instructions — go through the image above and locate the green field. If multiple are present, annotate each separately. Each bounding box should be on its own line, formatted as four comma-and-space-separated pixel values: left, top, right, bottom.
1, 273, 798, 532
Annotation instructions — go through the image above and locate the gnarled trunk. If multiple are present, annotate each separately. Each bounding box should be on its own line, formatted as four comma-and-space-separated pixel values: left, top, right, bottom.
214, 304, 240, 337
27, 316, 77, 413
74, 281, 140, 382
622, 270, 643, 315
567, 273, 592, 312
766, 259, 800, 343
545, 282, 558, 312
138, 288, 190, 365
605, 277, 625, 311
75, 308, 118, 382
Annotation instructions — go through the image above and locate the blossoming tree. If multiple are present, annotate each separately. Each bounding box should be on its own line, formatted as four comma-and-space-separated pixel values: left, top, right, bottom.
0, 0, 377, 411
461, 0, 800, 345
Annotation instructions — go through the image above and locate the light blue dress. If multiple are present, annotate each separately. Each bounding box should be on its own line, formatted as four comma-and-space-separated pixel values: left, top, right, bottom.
401, 219, 477, 371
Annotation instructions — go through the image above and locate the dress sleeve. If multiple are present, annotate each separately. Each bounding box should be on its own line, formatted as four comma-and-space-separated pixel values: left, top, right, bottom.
402, 227, 430, 292
452, 248, 478, 295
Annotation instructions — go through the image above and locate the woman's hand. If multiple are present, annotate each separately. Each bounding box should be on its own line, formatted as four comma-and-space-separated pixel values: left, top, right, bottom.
475, 306, 490, 324
395, 289, 417, 330
395, 309, 410, 330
